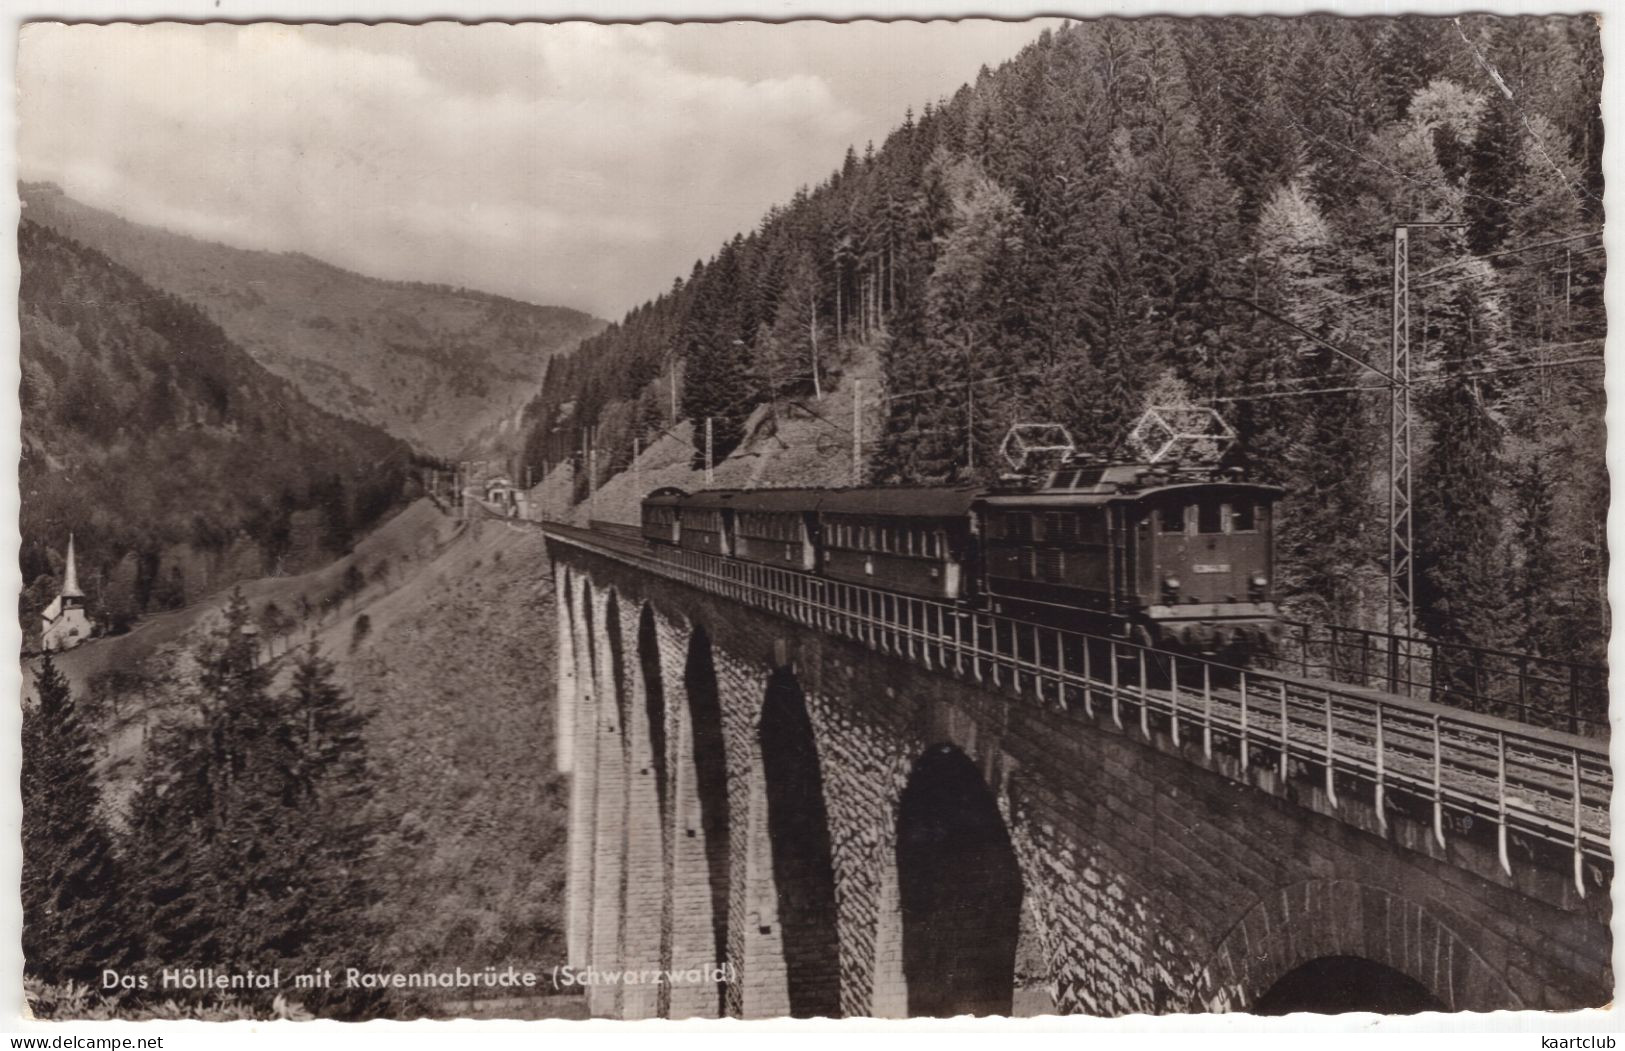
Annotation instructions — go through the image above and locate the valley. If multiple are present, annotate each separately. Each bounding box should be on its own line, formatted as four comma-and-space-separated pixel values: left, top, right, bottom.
22, 182, 605, 458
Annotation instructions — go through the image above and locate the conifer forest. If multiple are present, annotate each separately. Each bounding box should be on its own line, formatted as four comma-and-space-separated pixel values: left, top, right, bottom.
523, 15, 1606, 666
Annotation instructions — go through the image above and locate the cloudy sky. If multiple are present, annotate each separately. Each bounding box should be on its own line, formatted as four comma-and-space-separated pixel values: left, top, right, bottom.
18, 20, 1055, 318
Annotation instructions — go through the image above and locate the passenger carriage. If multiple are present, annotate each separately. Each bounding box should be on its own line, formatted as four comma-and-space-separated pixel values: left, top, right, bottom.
641, 487, 687, 545
727, 489, 821, 571
674, 489, 739, 557
814, 487, 980, 601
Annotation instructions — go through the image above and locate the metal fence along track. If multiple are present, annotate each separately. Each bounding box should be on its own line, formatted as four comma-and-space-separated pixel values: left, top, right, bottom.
1279, 619, 1609, 737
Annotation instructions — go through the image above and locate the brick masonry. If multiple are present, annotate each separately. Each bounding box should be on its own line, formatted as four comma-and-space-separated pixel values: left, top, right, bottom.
550, 548, 1612, 1018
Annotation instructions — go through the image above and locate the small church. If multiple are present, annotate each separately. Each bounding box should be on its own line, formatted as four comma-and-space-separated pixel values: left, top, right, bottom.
41, 533, 93, 652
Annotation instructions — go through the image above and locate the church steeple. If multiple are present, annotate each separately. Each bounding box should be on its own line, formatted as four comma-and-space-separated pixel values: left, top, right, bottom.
41, 530, 93, 652
61, 532, 83, 600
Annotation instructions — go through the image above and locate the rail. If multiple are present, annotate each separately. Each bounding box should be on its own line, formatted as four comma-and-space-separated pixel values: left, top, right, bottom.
1280, 620, 1609, 738
546, 522, 1610, 892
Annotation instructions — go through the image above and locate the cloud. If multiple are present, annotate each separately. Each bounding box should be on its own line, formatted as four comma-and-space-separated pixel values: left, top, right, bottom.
18, 20, 1048, 317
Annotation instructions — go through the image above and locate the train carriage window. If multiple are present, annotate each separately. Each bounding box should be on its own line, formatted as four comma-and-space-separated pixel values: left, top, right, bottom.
1160, 505, 1188, 534
1198, 501, 1223, 534
1230, 501, 1256, 533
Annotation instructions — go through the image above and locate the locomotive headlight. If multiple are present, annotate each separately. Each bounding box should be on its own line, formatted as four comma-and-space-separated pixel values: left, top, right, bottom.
1162, 575, 1181, 603
1250, 573, 1268, 600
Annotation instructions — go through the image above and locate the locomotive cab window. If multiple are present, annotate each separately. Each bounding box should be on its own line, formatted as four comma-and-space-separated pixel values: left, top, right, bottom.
1198, 501, 1223, 534
1160, 504, 1188, 534
1230, 500, 1257, 533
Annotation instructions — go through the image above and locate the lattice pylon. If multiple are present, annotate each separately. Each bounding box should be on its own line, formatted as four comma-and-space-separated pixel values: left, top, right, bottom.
1390, 226, 1414, 646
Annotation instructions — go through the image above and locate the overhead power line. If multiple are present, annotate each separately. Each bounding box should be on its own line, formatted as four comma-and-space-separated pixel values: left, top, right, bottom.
1298, 230, 1602, 316
1209, 354, 1603, 404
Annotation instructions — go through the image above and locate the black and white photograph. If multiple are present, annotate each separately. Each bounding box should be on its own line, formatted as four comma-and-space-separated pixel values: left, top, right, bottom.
9, 7, 1612, 1029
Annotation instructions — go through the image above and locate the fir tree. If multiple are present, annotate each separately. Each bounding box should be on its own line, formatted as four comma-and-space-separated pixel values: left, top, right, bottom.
124, 592, 384, 1018
1415, 277, 1509, 657
21, 654, 133, 986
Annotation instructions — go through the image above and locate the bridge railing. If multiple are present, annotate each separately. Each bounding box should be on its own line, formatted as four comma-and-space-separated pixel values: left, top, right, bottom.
546, 526, 1610, 893
1277, 620, 1610, 739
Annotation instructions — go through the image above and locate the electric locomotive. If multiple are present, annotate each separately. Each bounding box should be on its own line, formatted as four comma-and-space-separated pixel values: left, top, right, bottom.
976, 458, 1282, 656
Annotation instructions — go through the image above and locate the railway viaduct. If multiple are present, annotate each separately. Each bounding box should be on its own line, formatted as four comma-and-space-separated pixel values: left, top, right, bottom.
543, 526, 1612, 1019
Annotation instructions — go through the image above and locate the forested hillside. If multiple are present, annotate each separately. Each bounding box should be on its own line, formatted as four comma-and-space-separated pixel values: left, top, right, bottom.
520, 15, 1606, 664
21, 183, 606, 457
20, 219, 419, 639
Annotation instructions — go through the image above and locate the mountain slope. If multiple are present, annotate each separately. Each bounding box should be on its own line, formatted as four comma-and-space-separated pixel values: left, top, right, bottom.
21, 183, 605, 456
42, 502, 578, 1017
20, 218, 417, 632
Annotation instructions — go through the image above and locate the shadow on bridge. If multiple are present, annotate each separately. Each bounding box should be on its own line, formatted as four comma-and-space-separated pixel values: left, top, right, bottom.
897, 745, 1025, 1017
760, 669, 842, 1017
1253, 956, 1443, 1015
681, 626, 731, 1018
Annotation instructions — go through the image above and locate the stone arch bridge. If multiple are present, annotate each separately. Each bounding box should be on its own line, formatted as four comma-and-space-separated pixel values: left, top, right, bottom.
544, 524, 1610, 1019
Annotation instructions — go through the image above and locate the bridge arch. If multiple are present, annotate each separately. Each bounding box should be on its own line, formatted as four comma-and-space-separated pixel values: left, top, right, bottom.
587, 586, 630, 1015
637, 604, 669, 820
895, 744, 1024, 1017
611, 599, 668, 1019
564, 572, 609, 969
1254, 956, 1441, 1015
1197, 879, 1518, 1014
554, 569, 578, 775
604, 591, 628, 730
665, 623, 732, 1017
757, 667, 841, 1017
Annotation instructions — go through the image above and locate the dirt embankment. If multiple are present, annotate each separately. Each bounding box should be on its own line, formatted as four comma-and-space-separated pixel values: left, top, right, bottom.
530, 342, 886, 528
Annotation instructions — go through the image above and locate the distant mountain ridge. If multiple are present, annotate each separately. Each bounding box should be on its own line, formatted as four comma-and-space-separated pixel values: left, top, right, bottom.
19, 217, 417, 633
21, 182, 606, 456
